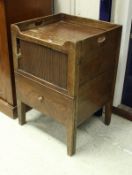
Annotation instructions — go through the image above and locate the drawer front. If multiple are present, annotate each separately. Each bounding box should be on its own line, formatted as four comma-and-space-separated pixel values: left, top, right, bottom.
15, 73, 74, 125
18, 40, 68, 90
79, 30, 119, 85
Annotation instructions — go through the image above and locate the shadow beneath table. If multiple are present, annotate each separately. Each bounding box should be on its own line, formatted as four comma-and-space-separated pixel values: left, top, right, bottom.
26, 109, 66, 144
25, 109, 106, 152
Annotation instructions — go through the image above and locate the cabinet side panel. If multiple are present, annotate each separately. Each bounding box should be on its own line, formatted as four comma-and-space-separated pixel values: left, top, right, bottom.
77, 27, 122, 125
2, 0, 53, 105
0, 0, 14, 104
5, 0, 52, 24
78, 71, 114, 125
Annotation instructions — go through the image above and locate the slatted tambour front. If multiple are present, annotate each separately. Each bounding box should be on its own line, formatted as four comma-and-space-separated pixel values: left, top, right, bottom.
19, 40, 68, 89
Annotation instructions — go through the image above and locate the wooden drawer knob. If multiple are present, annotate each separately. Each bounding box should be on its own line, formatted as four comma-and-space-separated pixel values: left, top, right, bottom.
38, 96, 44, 102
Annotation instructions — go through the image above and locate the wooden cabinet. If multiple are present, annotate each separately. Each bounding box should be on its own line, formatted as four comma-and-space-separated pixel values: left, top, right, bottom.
0, 0, 52, 118
12, 14, 122, 155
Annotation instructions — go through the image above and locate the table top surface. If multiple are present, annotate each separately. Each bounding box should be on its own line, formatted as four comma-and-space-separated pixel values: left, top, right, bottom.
22, 20, 105, 45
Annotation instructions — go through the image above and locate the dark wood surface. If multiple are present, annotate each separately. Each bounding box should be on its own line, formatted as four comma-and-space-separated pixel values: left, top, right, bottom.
0, 1, 13, 104
15, 72, 74, 125
12, 14, 122, 155
112, 104, 132, 121
0, 0, 52, 118
21, 21, 104, 45
19, 40, 68, 89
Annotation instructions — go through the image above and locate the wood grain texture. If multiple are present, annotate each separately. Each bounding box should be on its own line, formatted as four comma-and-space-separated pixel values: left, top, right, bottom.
105, 102, 112, 125
79, 31, 118, 85
112, 104, 132, 121
19, 40, 68, 89
16, 73, 74, 126
12, 14, 122, 155
63, 14, 116, 30
0, 1, 13, 104
77, 71, 114, 125
22, 21, 104, 46
0, 99, 17, 119
0, 0, 52, 117
17, 100, 27, 125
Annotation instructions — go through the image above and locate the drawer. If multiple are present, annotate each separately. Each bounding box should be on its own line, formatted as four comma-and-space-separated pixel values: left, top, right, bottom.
15, 72, 74, 125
